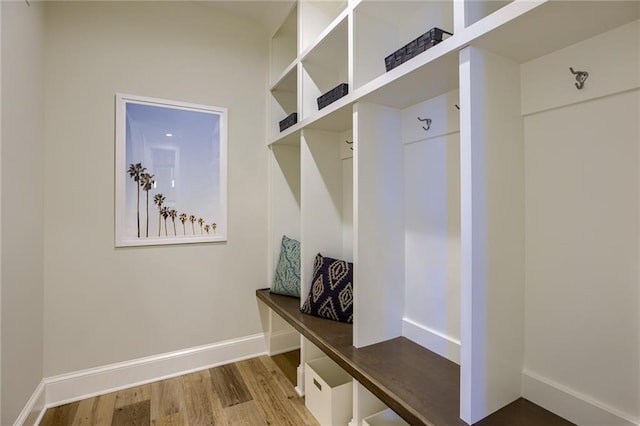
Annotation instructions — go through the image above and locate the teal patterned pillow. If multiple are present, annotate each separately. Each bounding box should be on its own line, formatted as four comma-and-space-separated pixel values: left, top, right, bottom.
271, 235, 301, 297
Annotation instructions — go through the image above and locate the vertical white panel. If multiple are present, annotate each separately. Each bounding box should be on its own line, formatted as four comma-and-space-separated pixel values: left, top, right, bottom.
459, 46, 525, 424
341, 128, 354, 263
524, 90, 640, 423
401, 90, 461, 363
347, 7, 354, 90
351, 381, 388, 425
342, 157, 354, 261
403, 133, 461, 363
460, 46, 481, 420
353, 102, 404, 348
453, 0, 465, 34
521, 20, 640, 424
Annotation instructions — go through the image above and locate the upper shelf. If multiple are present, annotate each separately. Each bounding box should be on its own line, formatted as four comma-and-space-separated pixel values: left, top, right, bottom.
300, 0, 348, 54
271, 4, 298, 84
269, 94, 353, 145
352, 0, 455, 90
268, 0, 640, 144
463, 0, 640, 65
356, 43, 460, 109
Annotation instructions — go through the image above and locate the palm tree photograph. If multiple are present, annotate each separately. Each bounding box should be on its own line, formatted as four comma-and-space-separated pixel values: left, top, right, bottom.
127, 163, 146, 238
115, 94, 228, 247
140, 172, 155, 237
179, 213, 187, 235
153, 193, 165, 237
169, 209, 177, 236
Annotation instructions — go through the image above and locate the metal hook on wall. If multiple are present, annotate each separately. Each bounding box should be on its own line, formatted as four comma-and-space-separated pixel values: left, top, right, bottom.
569, 67, 589, 90
345, 140, 353, 151
417, 117, 432, 131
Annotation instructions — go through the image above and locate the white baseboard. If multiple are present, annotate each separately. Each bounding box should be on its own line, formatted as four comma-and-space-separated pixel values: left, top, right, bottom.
13, 380, 46, 426
268, 328, 300, 356
402, 317, 460, 364
522, 369, 639, 426
44, 333, 267, 409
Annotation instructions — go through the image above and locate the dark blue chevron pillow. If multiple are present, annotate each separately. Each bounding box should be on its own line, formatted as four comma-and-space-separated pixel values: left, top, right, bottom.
271, 235, 301, 297
301, 253, 353, 323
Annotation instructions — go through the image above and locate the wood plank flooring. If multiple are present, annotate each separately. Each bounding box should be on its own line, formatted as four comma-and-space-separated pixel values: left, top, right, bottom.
39, 351, 319, 426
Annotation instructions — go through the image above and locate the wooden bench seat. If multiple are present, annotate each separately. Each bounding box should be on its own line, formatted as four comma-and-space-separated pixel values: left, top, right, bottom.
256, 289, 574, 426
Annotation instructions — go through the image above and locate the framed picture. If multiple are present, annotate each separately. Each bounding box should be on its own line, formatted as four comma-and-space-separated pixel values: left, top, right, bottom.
115, 93, 227, 247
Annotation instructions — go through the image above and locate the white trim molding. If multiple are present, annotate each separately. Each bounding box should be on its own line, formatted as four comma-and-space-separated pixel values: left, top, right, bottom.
522, 369, 639, 426
13, 380, 46, 426
45, 333, 267, 408
15, 333, 268, 424
402, 317, 460, 364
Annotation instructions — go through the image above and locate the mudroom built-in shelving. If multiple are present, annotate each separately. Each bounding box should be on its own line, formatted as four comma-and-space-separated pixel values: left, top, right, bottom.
259, 0, 640, 425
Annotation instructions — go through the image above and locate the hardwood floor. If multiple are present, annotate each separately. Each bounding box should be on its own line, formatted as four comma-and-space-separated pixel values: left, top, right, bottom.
39, 351, 319, 426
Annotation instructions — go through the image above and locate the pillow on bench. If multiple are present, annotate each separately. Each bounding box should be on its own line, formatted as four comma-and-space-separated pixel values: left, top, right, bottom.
271, 235, 301, 297
301, 253, 353, 323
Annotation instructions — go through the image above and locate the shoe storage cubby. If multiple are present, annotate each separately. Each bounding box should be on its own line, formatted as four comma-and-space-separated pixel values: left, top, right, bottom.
352, 0, 454, 90
270, 67, 298, 139
301, 17, 348, 120
270, 4, 297, 84
262, 1, 640, 425
299, 0, 348, 54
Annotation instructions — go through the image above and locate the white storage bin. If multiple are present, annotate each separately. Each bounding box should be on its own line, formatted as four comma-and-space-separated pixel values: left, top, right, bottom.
363, 408, 410, 426
304, 357, 353, 426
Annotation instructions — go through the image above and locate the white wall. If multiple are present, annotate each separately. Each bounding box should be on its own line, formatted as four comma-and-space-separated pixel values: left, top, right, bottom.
522, 21, 639, 425
43, 2, 269, 376
1, 1, 46, 423
402, 90, 461, 364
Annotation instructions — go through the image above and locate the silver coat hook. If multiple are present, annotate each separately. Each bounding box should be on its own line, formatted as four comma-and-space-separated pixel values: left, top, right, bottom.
345, 140, 353, 151
569, 67, 588, 90
417, 117, 432, 131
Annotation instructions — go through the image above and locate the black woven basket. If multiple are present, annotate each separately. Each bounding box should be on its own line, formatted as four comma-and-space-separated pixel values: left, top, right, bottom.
279, 112, 298, 132
385, 27, 453, 72
317, 83, 349, 110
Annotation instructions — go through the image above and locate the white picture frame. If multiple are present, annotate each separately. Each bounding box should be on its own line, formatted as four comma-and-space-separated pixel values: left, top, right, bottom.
115, 93, 228, 247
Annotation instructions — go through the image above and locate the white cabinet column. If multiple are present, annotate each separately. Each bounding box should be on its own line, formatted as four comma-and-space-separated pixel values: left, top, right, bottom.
459, 46, 525, 424
353, 102, 405, 348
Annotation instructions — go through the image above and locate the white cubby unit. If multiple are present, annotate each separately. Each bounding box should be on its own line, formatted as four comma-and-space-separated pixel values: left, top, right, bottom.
260, 1, 640, 425
299, 126, 354, 386
299, 0, 348, 54
270, 66, 298, 140
262, 143, 302, 356
270, 3, 298, 84
300, 127, 354, 293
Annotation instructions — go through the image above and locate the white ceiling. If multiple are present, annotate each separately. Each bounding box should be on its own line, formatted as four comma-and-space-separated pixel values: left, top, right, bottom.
199, 1, 295, 35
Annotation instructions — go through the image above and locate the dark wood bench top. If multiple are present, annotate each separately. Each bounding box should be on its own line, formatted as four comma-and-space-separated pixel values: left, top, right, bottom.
256, 289, 574, 426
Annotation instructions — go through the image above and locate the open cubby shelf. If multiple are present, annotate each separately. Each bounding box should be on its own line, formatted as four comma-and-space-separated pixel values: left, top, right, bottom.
256, 289, 574, 426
